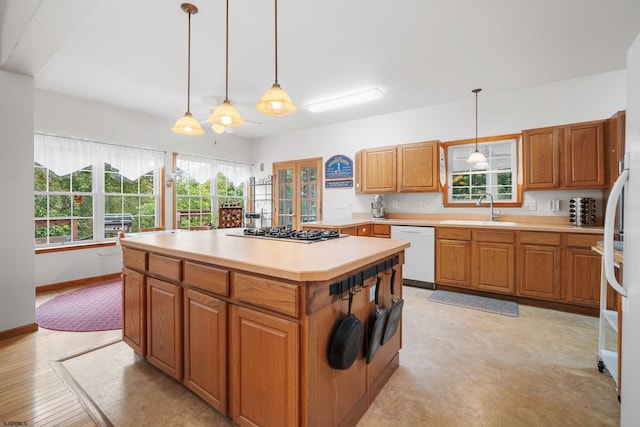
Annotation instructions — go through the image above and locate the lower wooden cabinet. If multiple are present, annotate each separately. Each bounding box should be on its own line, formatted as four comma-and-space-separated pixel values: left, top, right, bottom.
435, 228, 603, 309
147, 277, 183, 381
435, 228, 471, 288
517, 243, 562, 300
183, 288, 227, 414
565, 234, 602, 308
371, 223, 391, 238
230, 305, 299, 427
122, 268, 146, 356
472, 231, 515, 294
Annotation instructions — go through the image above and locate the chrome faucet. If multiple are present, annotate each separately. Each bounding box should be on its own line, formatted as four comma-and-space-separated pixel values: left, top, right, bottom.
476, 192, 500, 221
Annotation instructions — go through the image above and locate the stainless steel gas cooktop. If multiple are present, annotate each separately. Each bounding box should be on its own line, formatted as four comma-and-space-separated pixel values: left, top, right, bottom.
227, 227, 348, 243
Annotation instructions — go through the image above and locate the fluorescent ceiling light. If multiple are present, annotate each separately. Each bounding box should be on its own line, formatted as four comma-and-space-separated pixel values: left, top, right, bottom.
305, 88, 383, 113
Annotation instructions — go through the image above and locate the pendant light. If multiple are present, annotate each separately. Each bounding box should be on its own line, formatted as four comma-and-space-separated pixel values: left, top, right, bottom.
256, 0, 297, 116
208, 0, 244, 133
172, 3, 204, 136
466, 88, 487, 163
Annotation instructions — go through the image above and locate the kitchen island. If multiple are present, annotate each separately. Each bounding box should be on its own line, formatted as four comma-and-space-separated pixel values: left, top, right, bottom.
119, 229, 409, 427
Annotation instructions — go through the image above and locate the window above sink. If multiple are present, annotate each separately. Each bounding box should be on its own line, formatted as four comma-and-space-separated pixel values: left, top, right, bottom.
443, 134, 523, 208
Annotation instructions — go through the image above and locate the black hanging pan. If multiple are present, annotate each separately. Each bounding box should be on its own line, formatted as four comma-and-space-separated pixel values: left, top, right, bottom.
381, 268, 403, 345
329, 289, 364, 370
366, 275, 388, 364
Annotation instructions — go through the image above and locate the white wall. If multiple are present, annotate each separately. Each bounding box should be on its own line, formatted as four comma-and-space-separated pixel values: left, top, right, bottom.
0, 70, 36, 331
34, 90, 254, 286
253, 70, 627, 222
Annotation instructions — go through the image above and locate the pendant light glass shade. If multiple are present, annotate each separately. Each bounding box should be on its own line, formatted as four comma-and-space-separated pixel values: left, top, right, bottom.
172, 3, 204, 136
257, 83, 297, 115
208, 0, 244, 131
257, 0, 296, 116
466, 88, 486, 163
172, 112, 205, 135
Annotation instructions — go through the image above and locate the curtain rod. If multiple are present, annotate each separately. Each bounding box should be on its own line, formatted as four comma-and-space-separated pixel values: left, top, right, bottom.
175, 152, 253, 167
35, 132, 166, 155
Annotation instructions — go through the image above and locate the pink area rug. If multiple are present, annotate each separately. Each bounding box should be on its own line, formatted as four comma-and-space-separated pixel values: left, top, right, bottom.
37, 281, 122, 332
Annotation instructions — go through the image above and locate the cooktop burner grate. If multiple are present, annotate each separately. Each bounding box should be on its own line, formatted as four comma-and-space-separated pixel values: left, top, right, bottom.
231, 227, 345, 243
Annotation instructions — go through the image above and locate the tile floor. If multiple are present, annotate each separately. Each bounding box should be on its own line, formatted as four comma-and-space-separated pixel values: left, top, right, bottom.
60, 286, 621, 426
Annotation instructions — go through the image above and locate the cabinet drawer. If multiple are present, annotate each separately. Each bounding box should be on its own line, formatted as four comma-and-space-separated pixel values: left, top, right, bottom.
518, 231, 561, 246
148, 253, 182, 282
123, 247, 147, 271
473, 230, 515, 244
233, 273, 299, 318
357, 225, 370, 236
437, 227, 471, 240
566, 233, 602, 248
371, 223, 391, 237
184, 262, 229, 296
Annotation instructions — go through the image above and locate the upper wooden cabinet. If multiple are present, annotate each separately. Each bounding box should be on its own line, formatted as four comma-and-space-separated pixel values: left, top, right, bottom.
397, 141, 439, 192
523, 120, 607, 190
356, 140, 440, 193
359, 146, 397, 193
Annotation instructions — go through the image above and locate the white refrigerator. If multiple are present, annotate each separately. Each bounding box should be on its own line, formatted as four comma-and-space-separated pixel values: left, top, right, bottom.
620, 31, 640, 426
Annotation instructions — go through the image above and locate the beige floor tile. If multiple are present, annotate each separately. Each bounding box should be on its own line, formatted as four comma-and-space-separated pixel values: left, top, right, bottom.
60, 286, 620, 426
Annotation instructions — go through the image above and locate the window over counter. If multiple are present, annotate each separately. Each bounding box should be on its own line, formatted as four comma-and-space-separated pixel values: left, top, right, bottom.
34, 133, 165, 247
173, 154, 251, 230
443, 134, 522, 207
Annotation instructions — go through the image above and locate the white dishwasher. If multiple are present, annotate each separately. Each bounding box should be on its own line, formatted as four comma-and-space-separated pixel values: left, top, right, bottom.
391, 225, 435, 289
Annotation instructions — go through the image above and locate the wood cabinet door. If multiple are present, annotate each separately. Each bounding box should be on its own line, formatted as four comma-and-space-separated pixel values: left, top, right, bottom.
230, 305, 299, 427
371, 223, 391, 238
517, 244, 561, 300
362, 146, 397, 193
354, 151, 362, 193
565, 248, 602, 307
340, 226, 358, 236
147, 277, 183, 380
472, 242, 515, 294
436, 238, 471, 288
122, 268, 146, 356
183, 289, 227, 414
563, 121, 606, 188
397, 141, 439, 192
522, 127, 561, 189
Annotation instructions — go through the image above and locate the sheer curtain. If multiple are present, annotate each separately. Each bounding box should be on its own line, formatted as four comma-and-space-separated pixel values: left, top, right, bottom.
176, 154, 251, 185
34, 133, 164, 180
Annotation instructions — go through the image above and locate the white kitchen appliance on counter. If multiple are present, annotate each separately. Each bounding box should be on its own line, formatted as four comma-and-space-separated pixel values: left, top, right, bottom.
371, 194, 385, 219
391, 225, 435, 289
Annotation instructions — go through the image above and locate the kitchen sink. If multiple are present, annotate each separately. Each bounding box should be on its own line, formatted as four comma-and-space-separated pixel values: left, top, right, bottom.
439, 220, 518, 226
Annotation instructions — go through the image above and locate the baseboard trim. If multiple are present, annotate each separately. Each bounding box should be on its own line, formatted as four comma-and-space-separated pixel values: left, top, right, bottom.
0, 323, 38, 341
36, 272, 122, 295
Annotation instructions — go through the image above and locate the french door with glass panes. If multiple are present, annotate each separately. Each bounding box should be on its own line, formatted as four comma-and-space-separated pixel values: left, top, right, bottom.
273, 158, 322, 229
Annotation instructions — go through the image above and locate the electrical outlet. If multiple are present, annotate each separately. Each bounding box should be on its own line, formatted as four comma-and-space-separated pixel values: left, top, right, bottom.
522, 201, 537, 211
394, 202, 400, 209
419, 201, 426, 209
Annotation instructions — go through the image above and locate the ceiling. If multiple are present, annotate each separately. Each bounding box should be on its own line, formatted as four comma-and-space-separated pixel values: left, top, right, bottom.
2, 0, 640, 140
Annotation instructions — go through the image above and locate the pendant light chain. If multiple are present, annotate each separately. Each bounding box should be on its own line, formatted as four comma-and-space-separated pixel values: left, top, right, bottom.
172, 3, 204, 136
274, 0, 279, 85
225, 0, 229, 100
187, 9, 193, 113
475, 88, 478, 150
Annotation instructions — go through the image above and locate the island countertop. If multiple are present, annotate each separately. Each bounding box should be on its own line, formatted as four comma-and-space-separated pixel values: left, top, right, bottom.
119, 228, 410, 282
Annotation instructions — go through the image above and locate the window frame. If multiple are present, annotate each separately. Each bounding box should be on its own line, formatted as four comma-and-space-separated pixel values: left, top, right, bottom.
34, 144, 165, 249
172, 153, 251, 230
442, 134, 523, 208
